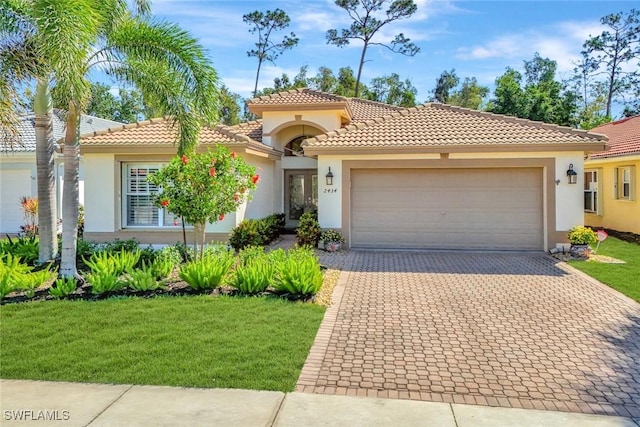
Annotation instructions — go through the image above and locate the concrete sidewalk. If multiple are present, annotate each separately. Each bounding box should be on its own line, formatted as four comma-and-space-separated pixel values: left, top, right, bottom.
1, 380, 637, 427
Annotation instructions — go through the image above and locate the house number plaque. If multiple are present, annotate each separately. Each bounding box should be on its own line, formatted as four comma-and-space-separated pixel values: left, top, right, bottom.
323, 188, 338, 193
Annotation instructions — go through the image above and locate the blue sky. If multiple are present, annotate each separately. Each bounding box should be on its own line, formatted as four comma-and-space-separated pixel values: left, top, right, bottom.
147, 0, 636, 114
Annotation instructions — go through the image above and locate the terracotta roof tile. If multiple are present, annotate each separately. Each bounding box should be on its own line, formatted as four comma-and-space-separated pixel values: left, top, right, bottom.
80, 118, 266, 149
347, 98, 403, 121
248, 88, 347, 105
589, 115, 640, 159
303, 103, 607, 150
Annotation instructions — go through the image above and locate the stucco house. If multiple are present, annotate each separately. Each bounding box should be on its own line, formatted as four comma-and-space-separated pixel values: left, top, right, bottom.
79, 89, 607, 251
584, 115, 640, 234
0, 111, 121, 234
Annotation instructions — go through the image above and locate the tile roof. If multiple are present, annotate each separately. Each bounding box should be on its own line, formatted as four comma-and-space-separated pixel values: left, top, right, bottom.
80, 117, 267, 149
248, 88, 347, 106
588, 115, 640, 159
347, 98, 403, 121
303, 103, 607, 150
1, 110, 122, 152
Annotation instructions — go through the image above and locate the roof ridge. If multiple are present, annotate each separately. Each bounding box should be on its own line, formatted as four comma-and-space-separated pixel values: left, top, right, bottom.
429, 103, 608, 141
247, 87, 348, 104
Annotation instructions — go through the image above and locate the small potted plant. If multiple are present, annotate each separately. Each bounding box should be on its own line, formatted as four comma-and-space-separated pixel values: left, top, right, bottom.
567, 226, 597, 258
320, 229, 345, 252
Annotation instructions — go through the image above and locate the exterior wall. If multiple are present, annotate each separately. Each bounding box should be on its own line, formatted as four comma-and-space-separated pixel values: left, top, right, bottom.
83, 152, 276, 243
316, 151, 586, 250
585, 155, 640, 234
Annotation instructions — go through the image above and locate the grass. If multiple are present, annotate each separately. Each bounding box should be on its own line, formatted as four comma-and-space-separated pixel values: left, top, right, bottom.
568, 236, 640, 302
0, 296, 325, 391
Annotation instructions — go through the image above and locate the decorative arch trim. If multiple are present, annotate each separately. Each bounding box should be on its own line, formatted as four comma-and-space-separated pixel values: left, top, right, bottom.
265, 120, 329, 137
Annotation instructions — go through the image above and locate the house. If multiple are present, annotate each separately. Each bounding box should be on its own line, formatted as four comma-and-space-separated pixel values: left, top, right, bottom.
79, 89, 607, 251
584, 115, 640, 234
0, 111, 122, 234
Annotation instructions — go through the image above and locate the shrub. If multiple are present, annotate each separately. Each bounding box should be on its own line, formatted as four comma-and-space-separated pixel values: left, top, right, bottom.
179, 251, 235, 290
76, 239, 97, 260
84, 249, 141, 276
568, 226, 598, 246
320, 229, 345, 244
137, 245, 157, 267
158, 245, 185, 265
0, 274, 12, 299
296, 212, 321, 247
237, 246, 265, 265
21, 267, 56, 298
230, 256, 275, 294
273, 247, 323, 296
87, 271, 124, 294
0, 254, 55, 298
0, 236, 39, 265
103, 238, 140, 253
147, 257, 174, 280
123, 265, 166, 291
49, 277, 77, 298
229, 219, 263, 250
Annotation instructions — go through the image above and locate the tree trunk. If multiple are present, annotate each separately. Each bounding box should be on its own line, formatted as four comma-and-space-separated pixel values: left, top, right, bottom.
354, 43, 369, 98
60, 102, 81, 278
253, 58, 263, 98
33, 78, 58, 264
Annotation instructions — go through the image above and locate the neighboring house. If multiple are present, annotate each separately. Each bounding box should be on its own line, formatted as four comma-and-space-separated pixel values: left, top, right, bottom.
79, 89, 607, 251
584, 115, 640, 234
0, 111, 122, 234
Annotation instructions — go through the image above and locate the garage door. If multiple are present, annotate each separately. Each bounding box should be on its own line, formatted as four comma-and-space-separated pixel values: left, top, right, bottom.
0, 169, 33, 234
351, 168, 543, 250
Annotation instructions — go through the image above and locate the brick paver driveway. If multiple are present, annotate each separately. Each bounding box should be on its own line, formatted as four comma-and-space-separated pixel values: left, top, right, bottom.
297, 251, 640, 418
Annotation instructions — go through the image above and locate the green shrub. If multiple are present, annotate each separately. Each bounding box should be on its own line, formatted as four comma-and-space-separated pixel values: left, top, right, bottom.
0, 274, 13, 299
179, 251, 235, 290
86, 271, 124, 294
320, 229, 345, 244
568, 226, 598, 246
76, 239, 97, 260
21, 267, 56, 298
237, 246, 265, 265
229, 219, 263, 250
49, 277, 77, 298
137, 245, 157, 267
102, 238, 140, 254
231, 252, 276, 294
0, 236, 39, 265
296, 212, 321, 247
268, 248, 287, 265
157, 245, 185, 265
0, 255, 56, 298
148, 257, 174, 280
84, 249, 140, 276
273, 247, 323, 296
123, 265, 165, 291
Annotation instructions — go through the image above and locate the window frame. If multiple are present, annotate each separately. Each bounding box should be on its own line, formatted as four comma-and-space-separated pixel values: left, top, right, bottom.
615, 166, 635, 201
121, 163, 188, 229
583, 169, 600, 214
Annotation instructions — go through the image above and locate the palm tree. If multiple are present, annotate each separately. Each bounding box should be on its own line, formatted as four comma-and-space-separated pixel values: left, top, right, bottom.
1, 0, 219, 277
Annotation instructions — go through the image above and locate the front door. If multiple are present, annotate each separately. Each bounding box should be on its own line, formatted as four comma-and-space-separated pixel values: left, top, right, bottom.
284, 170, 318, 229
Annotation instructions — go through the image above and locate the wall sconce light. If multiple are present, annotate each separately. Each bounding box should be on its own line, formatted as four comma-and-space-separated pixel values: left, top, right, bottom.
325, 167, 334, 186
566, 164, 578, 184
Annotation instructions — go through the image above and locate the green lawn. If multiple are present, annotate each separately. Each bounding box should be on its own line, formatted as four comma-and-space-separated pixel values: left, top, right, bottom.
0, 296, 324, 391
568, 236, 640, 302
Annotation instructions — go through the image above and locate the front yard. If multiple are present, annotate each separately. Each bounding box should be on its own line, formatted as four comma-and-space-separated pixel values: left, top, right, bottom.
568, 236, 640, 302
0, 296, 324, 391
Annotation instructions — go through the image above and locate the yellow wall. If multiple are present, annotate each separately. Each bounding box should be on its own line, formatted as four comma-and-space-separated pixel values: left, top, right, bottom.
584, 155, 640, 234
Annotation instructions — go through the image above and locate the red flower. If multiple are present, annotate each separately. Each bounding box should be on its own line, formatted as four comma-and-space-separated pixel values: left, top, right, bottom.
173, 221, 178, 226
209, 167, 216, 177
231, 151, 237, 159
181, 155, 188, 164
160, 199, 169, 207
218, 214, 225, 221
233, 194, 239, 202
251, 174, 260, 184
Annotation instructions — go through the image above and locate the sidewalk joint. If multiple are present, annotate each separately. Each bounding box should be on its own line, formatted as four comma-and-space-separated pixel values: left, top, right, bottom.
85, 384, 134, 426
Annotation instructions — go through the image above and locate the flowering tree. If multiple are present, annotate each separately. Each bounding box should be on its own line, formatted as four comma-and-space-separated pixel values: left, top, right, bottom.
149, 146, 259, 258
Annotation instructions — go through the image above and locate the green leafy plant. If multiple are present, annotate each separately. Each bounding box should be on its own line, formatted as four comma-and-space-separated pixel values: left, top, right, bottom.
76, 239, 97, 261
86, 271, 124, 294
320, 229, 345, 244
0, 236, 39, 266
83, 249, 141, 276
21, 267, 56, 298
273, 247, 323, 296
296, 211, 321, 247
147, 257, 174, 280
179, 251, 235, 290
229, 219, 263, 250
231, 256, 275, 294
0, 274, 13, 299
158, 245, 186, 265
123, 265, 166, 291
237, 246, 266, 265
0, 254, 55, 298
568, 226, 598, 246
49, 277, 78, 298
102, 238, 140, 254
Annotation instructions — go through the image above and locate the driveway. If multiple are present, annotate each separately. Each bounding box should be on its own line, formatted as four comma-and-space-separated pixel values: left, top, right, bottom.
297, 251, 640, 419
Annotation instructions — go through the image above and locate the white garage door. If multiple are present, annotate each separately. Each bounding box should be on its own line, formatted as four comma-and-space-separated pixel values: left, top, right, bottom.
1, 169, 33, 234
351, 168, 543, 250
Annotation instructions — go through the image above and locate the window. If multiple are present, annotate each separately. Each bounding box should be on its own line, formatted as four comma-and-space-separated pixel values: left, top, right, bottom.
615, 166, 635, 201
584, 170, 599, 213
284, 135, 313, 157
123, 164, 185, 228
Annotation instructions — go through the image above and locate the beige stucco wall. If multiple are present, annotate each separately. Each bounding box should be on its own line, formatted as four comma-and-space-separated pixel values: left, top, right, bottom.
83, 154, 116, 233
